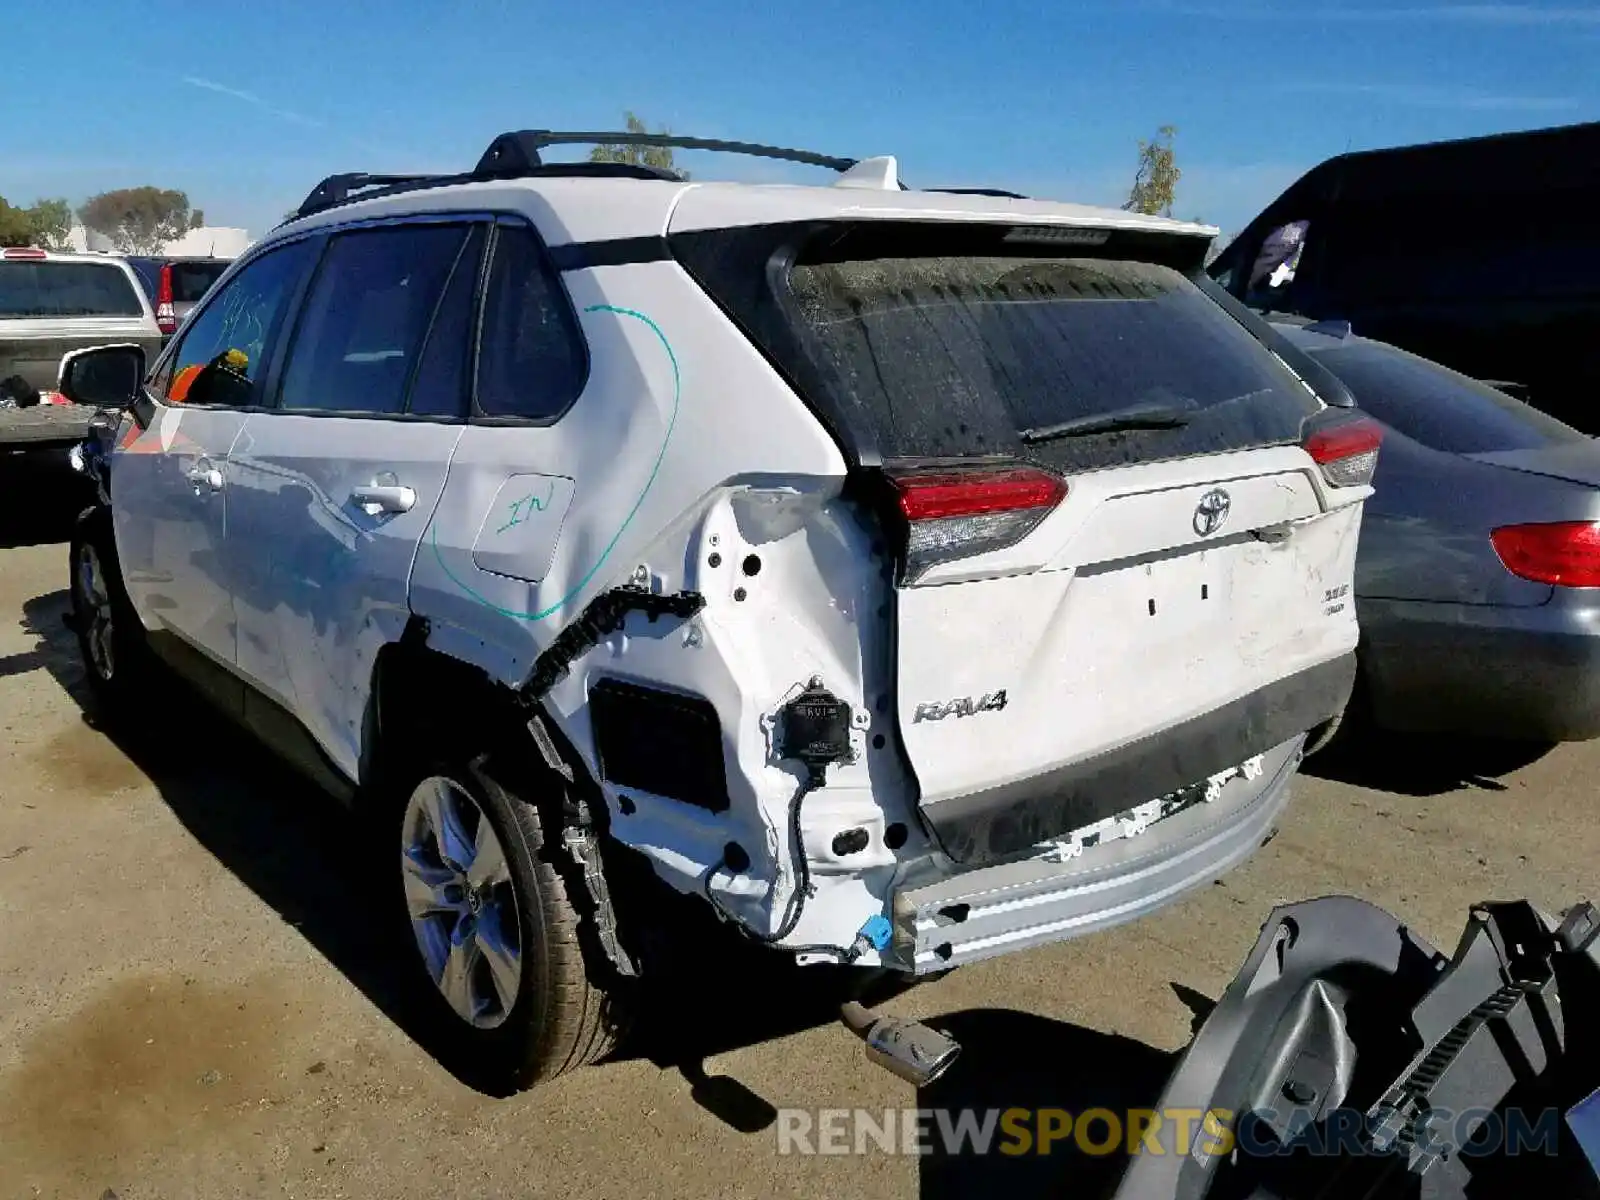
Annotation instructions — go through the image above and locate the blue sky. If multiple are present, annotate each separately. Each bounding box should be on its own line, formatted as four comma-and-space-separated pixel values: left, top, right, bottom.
6, 0, 1597, 241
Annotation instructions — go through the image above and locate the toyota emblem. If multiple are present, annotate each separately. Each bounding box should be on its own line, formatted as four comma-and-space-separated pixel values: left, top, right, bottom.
1193, 488, 1232, 537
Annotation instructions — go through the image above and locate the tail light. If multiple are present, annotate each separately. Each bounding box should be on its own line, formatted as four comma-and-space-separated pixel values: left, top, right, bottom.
155, 263, 176, 335
1490, 521, 1600, 588
1302, 410, 1383, 488
1, 247, 48, 260
886, 463, 1067, 583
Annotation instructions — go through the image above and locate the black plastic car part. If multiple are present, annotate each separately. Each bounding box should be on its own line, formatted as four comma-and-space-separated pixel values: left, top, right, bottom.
1109, 895, 1600, 1200
520, 583, 704, 700
588, 678, 729, 814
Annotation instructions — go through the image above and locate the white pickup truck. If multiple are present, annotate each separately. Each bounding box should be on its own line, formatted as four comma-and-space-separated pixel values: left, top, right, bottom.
0, 247, 164, 457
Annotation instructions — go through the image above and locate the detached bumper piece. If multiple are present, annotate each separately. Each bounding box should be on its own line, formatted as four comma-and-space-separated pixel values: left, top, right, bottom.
887, 737, 1302, 974
1110, 895, 1600, 1200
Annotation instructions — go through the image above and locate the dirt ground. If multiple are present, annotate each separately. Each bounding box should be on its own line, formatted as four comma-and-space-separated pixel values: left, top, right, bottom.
1, 457, 1594, 1199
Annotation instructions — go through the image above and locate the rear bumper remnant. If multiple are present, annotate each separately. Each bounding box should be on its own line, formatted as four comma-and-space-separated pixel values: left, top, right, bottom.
922, 652, 1356, 864
887, 736, 1302, 974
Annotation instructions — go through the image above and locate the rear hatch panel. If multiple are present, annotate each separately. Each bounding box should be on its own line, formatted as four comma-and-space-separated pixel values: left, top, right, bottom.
895, 451, 1362, 862
671, 212, 1364, 866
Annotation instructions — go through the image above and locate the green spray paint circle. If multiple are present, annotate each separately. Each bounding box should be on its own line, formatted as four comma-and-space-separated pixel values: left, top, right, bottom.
429, 304, 681, 622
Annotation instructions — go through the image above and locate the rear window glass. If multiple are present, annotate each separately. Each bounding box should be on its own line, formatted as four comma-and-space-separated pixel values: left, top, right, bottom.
170, 261, 228, 303
1311, 342, 1588, 454
0, 262, 144, 318
785, 253, 1319, 471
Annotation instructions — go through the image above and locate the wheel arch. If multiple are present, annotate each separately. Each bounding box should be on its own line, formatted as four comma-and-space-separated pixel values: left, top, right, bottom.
365, 616, 649, 995
362, 617, 611, 830
368, 619, 526, 788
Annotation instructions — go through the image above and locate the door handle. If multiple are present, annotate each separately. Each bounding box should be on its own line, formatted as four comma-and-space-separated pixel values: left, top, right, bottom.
187, 465, 223, 491
350, 484, 417, 515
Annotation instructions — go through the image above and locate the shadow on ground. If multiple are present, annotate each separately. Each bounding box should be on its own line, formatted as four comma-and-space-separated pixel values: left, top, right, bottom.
916, 1008, 1175, 1200
1301, 725, 1552, 797
14, 589, 965, 1113
0, 453, 93, 550
12, 587, 1217, 1196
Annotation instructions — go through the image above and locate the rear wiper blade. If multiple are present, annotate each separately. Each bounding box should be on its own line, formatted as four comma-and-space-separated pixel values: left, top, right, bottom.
1018, 403, 1193, 445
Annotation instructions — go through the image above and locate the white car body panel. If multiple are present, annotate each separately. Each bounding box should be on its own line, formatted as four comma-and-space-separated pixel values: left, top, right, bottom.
224, 413, 464, 779
408, 258, 849, 683
112, 403, 249, 669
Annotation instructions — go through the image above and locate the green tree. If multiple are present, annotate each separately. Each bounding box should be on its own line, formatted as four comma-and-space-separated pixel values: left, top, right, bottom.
189, 209, 206, 229
24, 198, 72, 249
78, 186, 194, 254
1124, 125, 1181, 218
589, 111, 689, 179
0, 197, 36, 247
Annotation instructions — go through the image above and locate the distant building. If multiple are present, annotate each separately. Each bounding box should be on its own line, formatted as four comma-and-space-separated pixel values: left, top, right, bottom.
61, 222, 252, 258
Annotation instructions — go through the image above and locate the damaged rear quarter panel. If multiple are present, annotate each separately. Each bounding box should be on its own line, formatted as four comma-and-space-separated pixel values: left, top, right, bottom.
404, 257, 922, 942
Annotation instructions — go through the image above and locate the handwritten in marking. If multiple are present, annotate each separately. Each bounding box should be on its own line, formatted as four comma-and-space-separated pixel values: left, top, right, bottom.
496, 481, 556, 535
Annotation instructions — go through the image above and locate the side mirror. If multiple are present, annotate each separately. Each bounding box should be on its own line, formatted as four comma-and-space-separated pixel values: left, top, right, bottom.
58, 343, 147, 410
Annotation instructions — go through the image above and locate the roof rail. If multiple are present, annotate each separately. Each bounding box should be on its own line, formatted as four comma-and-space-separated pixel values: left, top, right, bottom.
286, 129, 865, 224
292, 173, 444, 219
476, 129, 857, 176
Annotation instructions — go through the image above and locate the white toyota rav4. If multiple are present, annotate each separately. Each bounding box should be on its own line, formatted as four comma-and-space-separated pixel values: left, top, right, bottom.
58, 130, 1378, 1092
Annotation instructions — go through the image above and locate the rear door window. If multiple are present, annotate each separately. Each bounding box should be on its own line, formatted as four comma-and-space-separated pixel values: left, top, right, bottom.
474, 224, 588, 422
407, 225, 486, 419
783, 246, 1320, 473
276, 223, 471, 416
1311, 342, 1588, 453
0, 262, 145, 318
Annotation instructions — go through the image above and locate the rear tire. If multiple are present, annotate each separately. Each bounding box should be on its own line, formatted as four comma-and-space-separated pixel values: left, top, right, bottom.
68, 506, 150, 719
393, 750, 631, 1093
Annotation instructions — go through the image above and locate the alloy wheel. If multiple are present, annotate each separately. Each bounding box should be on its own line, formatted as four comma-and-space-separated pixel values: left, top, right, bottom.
75, 542, 115, 682
400, 776, 523, 1029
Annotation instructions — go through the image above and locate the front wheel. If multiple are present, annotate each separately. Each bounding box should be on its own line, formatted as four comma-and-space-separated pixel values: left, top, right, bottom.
395, 757, 632, 1092
69, 507, 148, 716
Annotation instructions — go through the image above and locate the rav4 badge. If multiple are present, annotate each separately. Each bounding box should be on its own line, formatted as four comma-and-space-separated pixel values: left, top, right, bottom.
912, 690, 1008, 723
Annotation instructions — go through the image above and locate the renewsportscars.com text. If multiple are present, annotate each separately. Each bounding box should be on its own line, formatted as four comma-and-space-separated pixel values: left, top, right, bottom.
775, 1105, 1563, 1159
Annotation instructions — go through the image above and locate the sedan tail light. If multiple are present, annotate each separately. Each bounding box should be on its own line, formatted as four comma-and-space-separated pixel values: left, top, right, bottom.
886, 464, 1067, 583
1490, 521, 1600, 588
1302, 410, 1384, 488
155, 263, 176, 335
